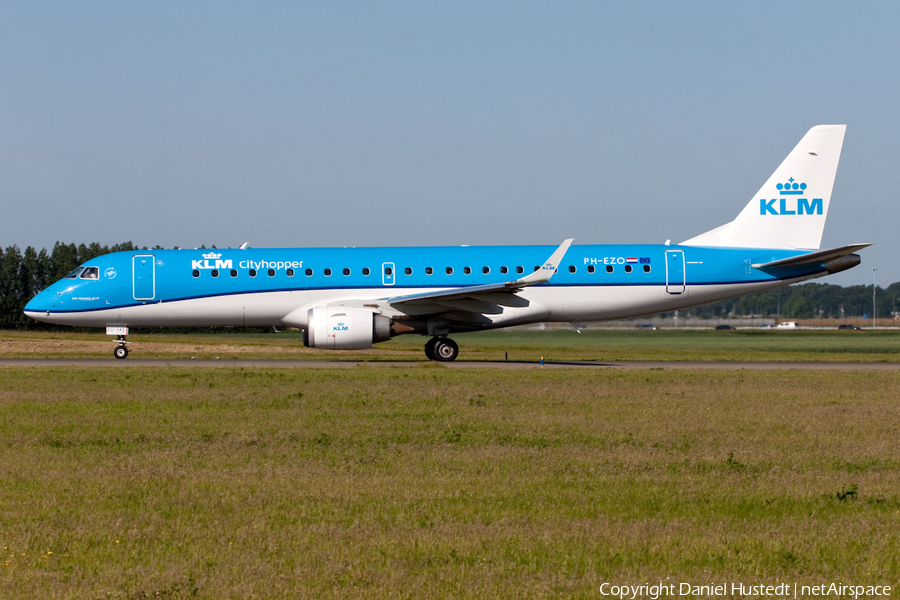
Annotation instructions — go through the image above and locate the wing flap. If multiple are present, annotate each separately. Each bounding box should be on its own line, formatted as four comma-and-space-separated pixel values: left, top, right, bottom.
433, 298, 505, 315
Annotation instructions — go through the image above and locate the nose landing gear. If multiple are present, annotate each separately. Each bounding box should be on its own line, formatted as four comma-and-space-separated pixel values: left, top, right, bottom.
424, 337, 459, 362
113, 335, 130, 359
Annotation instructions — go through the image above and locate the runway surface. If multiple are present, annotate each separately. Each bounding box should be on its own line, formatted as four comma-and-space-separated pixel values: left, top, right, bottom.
2, 358, 900, 370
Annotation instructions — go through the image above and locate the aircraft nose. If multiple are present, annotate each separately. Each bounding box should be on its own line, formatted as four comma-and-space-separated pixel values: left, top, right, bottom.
24, 289, 53, 319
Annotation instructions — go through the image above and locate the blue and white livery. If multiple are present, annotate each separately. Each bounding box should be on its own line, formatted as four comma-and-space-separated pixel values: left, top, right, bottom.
25, 125, 868, 360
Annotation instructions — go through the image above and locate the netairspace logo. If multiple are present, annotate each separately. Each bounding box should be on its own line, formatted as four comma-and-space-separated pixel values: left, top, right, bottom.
760, 178, 823, 216
598, 581, 892, 599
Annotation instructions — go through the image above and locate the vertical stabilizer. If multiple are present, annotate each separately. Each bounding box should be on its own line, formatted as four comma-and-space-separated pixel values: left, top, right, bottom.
682, 125, 846, 250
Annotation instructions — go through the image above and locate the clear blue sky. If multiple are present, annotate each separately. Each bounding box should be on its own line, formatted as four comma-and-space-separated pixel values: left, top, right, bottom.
2, 1, 897, 286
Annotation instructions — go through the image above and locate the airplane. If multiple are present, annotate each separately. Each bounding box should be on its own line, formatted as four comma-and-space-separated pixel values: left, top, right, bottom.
24, 124, 868, 361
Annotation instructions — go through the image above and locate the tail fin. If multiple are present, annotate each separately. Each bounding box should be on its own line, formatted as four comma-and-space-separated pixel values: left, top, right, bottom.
682, 124, 846, 250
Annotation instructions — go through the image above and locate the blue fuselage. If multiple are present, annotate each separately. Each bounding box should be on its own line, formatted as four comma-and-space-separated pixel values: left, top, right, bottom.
25, 244, 828, 330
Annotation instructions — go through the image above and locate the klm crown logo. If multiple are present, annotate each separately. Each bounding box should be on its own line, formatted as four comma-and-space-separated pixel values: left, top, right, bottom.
760, 177, 822, 216
776, 178, 807, 195
202, 252, 222, 260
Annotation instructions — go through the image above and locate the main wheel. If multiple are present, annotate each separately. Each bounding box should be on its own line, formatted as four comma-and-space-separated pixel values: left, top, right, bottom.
114, 345, 128, 360
424, 337, 438, 361
433, 338, 459, 362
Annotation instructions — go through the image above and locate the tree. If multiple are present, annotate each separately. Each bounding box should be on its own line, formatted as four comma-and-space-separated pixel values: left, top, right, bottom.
783, 295, 813, 319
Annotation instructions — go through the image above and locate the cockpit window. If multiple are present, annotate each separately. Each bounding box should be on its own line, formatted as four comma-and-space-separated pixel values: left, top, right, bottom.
80, 267, 100, 280
64, 267, 84, 279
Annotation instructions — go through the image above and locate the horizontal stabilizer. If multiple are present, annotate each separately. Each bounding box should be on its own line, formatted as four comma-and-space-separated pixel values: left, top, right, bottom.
751, 243, 870, 269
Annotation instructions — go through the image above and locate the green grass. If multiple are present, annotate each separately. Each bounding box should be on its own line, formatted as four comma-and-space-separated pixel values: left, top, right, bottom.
1, 366, 899, 598
3, 327, 900, 362
452, 328, 900, 362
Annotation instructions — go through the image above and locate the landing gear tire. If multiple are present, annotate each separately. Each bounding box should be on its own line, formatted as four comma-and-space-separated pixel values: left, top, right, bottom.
433, 338, 459, 362
424, 337, 438, 361
114, 345, 129, 360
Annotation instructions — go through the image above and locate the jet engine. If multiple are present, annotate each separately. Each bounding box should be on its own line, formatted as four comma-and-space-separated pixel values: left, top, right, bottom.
302, 306, 392, 350
824, 253, 861, 275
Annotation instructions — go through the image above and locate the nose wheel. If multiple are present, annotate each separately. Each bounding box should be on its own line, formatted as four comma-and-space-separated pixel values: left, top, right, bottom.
112, 334, 130, 359
425, 337, 458, 362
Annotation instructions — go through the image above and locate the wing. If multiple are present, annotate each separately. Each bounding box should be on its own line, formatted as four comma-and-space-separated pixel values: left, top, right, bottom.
279, 239, 574, 331
376, 238, 574, 327
385, 238, 574, 306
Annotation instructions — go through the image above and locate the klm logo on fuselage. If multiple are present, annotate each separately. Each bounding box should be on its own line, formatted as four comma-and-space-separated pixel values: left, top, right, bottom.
192, 252, 233, 270
760, 178, 823, 215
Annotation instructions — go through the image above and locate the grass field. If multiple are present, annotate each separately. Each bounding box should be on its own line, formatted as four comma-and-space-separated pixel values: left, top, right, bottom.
2, 363, 899, 598
2, 327, 900, 362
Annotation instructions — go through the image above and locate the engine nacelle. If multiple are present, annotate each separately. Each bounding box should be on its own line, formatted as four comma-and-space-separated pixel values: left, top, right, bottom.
824, 253, 861, 275
302, 306, 392, 350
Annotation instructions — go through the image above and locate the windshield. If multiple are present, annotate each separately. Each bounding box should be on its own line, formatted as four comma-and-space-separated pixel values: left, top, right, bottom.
80, 267, 100, 280
63, 267, 84, 279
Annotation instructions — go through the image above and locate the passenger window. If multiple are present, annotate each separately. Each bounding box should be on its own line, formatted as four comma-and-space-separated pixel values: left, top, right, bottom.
286, 269, 294, 277
568, 265, 576, 273
64, 267, 84, 279
305, 268, 313, 276
606, 265, 613, 273
482, 266, 490, 274
426, 267, 433, 275
516, 266, 524, 274
500, 266, 508, 274
643, 265, 651, 273
446, 267, 453, 275
383, 267, 392, 275
192, 270, 200, 278
534, 266, 540, 272
231, 269, 238, 277
362, 268, 370, 276
587, 265, 595, 274
343, 268, 351, 276
464, 266, 472, 274
249, 269, 257, 277
266, 269, 274, 277
625, 265, 633, 273
324, 268, 332, 276
211, 270, 219, 278
80, 267, 99, 280
404, 267, 412, 275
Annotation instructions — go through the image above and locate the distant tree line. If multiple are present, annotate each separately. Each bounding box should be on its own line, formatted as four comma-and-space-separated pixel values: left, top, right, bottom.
668, 281, 900, 321
1, 242, 898, 328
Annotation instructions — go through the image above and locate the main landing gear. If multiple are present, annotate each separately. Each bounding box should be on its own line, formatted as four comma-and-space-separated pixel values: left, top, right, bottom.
113, 335, 130, 360
424, 337, 459, 362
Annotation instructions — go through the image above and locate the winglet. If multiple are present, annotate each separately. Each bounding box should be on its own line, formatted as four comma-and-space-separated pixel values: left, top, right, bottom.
516, 238, 574, 286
